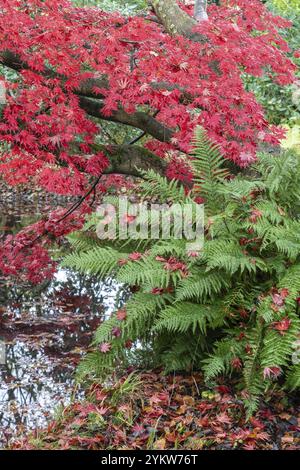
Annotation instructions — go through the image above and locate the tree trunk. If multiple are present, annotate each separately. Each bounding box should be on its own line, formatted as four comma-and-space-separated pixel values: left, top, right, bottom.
148, 0, 197, 37
148, 0, 207, 39
194, 1, 208, 21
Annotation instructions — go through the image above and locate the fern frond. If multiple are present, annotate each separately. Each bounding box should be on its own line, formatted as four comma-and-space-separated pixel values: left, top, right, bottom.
154, 301, 228, 334
203, 337, 244, 381
62, 247, 127, 278
139, 169, 186, 203
191, 127, 229, 214
117, 256, 184, 289
286, 364, 300, 390
176, 270, 231, 302
203, 239, 267, 274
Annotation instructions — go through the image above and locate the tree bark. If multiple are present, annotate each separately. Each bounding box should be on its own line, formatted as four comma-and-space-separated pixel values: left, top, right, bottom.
101, 144, 167, 177
148, 0, 206, 40
79, 96, 173, 143
148, 0, 196, 36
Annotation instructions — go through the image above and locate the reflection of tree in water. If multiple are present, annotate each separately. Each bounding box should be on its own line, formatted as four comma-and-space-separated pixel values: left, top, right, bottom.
0, 270, 127, 446
0, 269, 124, 318
0, 190, 127, 318
0, 194, 129, 446
0, 190, 130, 445
0, 341, 77, 445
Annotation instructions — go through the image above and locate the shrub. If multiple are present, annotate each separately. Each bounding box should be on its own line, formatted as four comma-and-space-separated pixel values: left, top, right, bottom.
63, 128, 300, 414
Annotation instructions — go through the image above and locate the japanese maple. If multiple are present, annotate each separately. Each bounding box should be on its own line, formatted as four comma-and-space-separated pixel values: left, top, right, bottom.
0, 0, 297, 281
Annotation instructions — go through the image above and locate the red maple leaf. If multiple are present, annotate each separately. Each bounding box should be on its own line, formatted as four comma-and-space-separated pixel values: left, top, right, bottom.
272, 317, 292, 335
116, 309, 127, 321
263, 366, 282, 379
99, 342, 111, 353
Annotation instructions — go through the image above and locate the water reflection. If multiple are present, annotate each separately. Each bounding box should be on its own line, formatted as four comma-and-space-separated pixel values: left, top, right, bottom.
1, 268, 120, 319
0, 341, 76, 445
0, 269, 122, 447
0, 187, 124, 446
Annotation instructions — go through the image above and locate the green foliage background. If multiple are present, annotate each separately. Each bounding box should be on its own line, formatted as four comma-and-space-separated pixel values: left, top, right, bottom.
72, 0, 147, 14
245, 0, 300, 126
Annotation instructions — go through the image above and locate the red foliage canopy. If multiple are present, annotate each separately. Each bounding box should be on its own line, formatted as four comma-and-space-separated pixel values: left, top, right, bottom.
0, 0, 296, 281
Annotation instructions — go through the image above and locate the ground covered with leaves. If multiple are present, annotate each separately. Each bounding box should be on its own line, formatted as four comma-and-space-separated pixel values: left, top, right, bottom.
10, 371, 300, 450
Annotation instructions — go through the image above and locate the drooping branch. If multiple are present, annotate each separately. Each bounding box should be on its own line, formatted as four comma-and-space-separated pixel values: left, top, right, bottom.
0, 51, 175, 143
49, 146, 168, 231
78, 96, 173, 143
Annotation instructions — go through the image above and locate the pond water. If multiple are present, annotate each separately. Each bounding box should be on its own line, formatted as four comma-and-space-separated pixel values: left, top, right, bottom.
0, 187, 121, 447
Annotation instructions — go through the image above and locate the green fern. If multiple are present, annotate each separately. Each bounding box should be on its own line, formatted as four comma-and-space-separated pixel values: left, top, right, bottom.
62, 128, 300, 416
154, 301, 227, 335
176, 269, 231, 303
286, 364, 300, 390
191, 127, 229, 214
62, 246, 127, 279
139, 169, 187, 203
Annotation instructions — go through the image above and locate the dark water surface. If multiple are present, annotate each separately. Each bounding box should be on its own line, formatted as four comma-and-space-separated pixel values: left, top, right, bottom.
0, 188, 120, 447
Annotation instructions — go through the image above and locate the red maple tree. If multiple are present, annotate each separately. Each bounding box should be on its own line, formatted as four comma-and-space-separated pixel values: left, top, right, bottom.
0, 0, 296, 281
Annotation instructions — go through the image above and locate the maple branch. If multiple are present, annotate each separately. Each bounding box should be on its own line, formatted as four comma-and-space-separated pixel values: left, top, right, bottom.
79, 96, 173, 143
0, 51, 192, 103
148, 0, 206, 40
0, 51, 175, 143
98, 144, 167, 178
55, 174, 103, 224
127, 111, 160, 146
54, 144, 167, 178
55, 146, 167, 225
0, 50, 108, 100
30, 147, 167, 247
